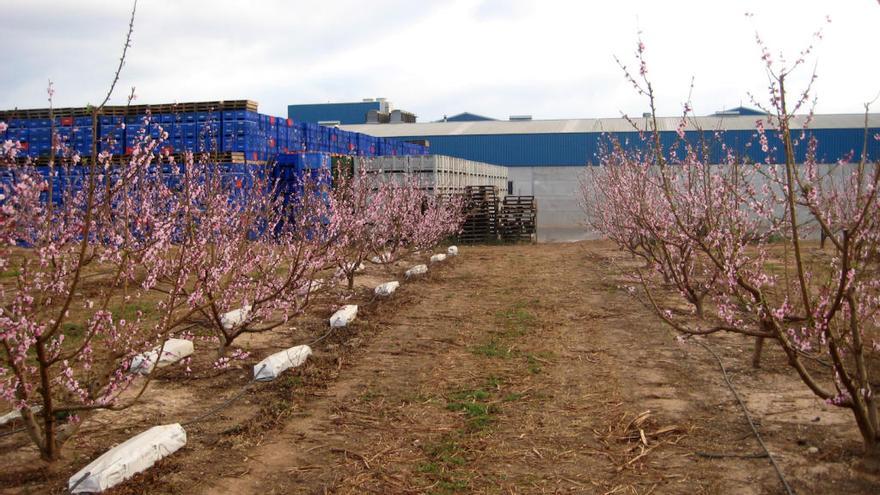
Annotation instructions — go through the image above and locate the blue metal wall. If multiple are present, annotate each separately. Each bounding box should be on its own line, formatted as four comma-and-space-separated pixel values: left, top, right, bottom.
398, 128, 880, 166
287, 102, 380, 125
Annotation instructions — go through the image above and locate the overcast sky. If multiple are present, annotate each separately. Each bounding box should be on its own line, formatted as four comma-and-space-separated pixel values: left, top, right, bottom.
1, 0, 878, 122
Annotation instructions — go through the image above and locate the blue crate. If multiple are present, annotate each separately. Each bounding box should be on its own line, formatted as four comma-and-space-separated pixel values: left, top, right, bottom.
180, 123, 196, 138
125, 114, 147, 125
7, 128, 28, 141
196, 111, 221, 124
28, 118, 51, 128
222, 109, 245, 121
5, 118, 25, 129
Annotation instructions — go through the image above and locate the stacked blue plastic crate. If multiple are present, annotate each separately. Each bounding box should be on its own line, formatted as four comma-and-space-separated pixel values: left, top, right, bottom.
2, 104, 428, 163
98, 115, 125, 155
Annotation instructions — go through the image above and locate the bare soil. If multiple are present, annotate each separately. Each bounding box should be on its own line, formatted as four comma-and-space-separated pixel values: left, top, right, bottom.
2, 241, 878, 494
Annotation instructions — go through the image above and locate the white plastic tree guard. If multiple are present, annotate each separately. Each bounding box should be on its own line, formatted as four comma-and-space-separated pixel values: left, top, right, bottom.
0, 405, 42, 426
253, 345, 312, 381
374, 281, 400, 297
405, 264, 428, 278
330, 305, 358, 328
343, 262, 365, 273
430, 253, 447, 263
308, 279, 324, 293
370, 253, 394, 264
220, 305, 252, 330
68, 423, 187, 493
298, 279, 324, 297
447, 245, 459, 256
129, 339, 194, 375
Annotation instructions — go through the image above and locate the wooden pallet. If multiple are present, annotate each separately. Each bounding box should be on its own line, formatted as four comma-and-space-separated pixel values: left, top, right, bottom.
458, 186, 500, 244
498, 195, 537, 243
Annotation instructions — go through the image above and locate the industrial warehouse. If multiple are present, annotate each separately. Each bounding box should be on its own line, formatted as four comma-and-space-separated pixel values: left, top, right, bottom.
4, 98, 879, 242
294, 99, 880, 241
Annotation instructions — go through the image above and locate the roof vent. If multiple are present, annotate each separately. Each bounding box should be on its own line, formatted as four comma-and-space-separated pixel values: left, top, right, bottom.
509, 115, 532, 121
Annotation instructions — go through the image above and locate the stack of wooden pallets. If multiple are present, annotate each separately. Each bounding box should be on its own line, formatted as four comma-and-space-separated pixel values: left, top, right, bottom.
459, 185, 500, 244
498, 195, 537, 243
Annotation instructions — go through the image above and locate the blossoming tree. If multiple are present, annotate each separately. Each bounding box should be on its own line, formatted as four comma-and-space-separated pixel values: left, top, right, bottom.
583, 29, 880, 464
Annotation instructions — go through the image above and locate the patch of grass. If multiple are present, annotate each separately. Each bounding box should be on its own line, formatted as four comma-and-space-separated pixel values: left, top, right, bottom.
502, 392, 525, 402
420, 437, 472, 493
448, 389, 491, 402
425, 437, 467, 467
435, 479, 469, 493
112, 300, 154, 321
62, 322, 86, 338
525, 354, 542, 375
0, 268, 20, 278
470, 340, 511, 358
494, 301, 537, 336
446, 386, 501, 432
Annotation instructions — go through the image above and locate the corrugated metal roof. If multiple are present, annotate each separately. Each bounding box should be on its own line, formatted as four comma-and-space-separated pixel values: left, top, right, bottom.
342, 113, 880, 137
443, 112, 496, 122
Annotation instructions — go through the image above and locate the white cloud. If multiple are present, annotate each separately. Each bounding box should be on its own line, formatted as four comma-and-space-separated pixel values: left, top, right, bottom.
1, 0, 877, 121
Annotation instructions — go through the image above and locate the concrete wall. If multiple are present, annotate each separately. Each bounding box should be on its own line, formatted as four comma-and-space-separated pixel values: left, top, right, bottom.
508, 166, 594, 242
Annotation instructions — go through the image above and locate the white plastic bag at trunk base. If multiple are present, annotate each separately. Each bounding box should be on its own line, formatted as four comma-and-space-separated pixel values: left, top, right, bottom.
0, 405, 42, 426
447, 245, 459, 256
370, 253, 394, 264
129, 339, 194, 375
330, 305, 358, 328
68, 423, 187, 493
253, 345, 312, 381
374, 281, 400, 297
430, 253, 447, 263
343, 262, 365, 272
405, 264, 428, 278
297, 279, 324, 297
220, 305, 252, 330
309, 279, 324, 293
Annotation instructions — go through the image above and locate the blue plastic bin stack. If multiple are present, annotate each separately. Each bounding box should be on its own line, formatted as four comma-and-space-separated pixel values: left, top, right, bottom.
1, 99, 429, 166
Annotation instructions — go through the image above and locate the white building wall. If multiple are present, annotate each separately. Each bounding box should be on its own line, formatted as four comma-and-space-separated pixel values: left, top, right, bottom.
509, 166, 595, 242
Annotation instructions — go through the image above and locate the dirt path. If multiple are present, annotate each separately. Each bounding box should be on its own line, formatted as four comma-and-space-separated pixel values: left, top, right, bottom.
190, 242, 876, 494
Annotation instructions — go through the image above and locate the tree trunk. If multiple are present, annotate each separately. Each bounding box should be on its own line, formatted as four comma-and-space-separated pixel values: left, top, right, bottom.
693, 296, 704, 320
347, 272, 355, 290
752, 337, 765, 369
217, 335, 229, 358
858, 437, 880, 473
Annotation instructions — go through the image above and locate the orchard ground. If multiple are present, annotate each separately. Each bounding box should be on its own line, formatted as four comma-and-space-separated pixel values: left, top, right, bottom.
2, 241, 878, 494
